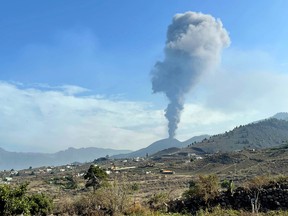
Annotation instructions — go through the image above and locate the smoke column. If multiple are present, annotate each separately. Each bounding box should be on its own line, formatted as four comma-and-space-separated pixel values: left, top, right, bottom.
151, 12, 230, 138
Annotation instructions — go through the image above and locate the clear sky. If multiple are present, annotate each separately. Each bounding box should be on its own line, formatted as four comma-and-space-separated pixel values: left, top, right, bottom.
1, 0, 288, 152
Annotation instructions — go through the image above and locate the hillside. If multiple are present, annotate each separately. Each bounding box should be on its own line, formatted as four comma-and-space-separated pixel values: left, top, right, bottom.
186, 118, 288, 154
0, 147, 131, 170
113, 138, 182, 158
113, 135, 209, 158
271, 112, 288, 121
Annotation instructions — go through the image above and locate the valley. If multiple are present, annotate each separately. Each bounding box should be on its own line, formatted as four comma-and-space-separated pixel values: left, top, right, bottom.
1, 143, 288, 215
1, 114, 288, 215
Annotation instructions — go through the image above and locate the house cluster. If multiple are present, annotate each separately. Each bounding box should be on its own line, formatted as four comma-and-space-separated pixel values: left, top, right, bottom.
32, 164, 75, 175
0, 170, 18, 184
152, 152, 203, 162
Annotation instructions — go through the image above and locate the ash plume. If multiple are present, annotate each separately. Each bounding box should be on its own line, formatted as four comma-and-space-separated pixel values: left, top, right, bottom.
151, 12, 230, 138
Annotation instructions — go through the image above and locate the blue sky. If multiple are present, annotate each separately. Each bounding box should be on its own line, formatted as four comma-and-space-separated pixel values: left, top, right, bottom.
1, 1, 288, 152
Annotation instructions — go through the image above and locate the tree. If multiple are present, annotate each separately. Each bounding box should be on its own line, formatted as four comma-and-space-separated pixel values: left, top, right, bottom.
84, 165, 108, 191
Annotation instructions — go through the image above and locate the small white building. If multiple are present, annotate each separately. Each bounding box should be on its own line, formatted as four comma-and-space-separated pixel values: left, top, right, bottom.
4, 177, 13, 182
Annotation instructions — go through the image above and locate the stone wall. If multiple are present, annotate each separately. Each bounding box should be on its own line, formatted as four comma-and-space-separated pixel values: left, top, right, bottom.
168, 182, 288, 215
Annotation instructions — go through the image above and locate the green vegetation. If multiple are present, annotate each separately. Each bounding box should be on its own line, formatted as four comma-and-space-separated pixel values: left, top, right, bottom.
184, 174, 219, 204
84, 164, 108, 191
0, 183, 52, 216
2, 174, 288, 215
147, 192, 170, 212
57, 178, 133, 215
221, 179, 235, 195
197, 206, 288, 216
173, 174, 288, 215
47, 175, 78, 189
29, 193, 53, 215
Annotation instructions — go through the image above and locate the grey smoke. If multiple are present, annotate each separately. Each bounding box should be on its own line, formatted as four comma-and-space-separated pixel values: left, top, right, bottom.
151, 11, 230, 138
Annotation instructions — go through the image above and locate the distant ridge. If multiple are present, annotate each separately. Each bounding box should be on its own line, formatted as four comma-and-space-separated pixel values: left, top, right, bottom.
271, 112, 288, 121
3, 113, 287, 170
0, 147, 131, 170
114, 138, 182, 158
186, 118, 288, 154
113, 135, 210, 158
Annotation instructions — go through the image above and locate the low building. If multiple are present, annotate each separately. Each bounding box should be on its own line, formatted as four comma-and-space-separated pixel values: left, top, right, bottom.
160, 169, 175, 174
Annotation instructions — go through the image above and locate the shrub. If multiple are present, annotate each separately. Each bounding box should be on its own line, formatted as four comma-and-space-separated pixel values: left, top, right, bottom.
54, 197, 75, 215
244, 176, 271, 190
184, 174, 220, 204
72, 194, 103, 216
29, 193, 53, 215
131, 182, 140, 192
0, 183, 30, 215
99, 179, 132, 214
0, 183, 53, 215
221, 179, 235, 195
273, 175, 288, 184
147, 192, 169, 212
64, 175, 78, 189
126, 202, 151, 215
69, 178, 133, 216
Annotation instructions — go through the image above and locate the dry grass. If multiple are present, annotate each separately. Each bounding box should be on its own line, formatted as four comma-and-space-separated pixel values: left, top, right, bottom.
184, 174, 219, 203
197, 206, 288, 216
243, 176, 271, 190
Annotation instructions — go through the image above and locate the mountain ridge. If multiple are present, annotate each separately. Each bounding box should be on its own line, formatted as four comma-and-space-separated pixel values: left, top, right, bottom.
2, 112, 288, 170
113, 135, 210, 158
148, 113, 288, 158
271, 112, 288, 121
185, 118, 288, 154
0, 147, 131, 170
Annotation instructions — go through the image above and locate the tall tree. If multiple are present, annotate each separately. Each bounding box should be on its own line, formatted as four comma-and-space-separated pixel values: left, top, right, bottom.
84, 165, 108, 191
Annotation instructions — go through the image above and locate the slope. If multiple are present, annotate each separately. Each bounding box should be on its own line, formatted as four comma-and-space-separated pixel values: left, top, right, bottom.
188, 118, 288, 154
114, 135, 210, 158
